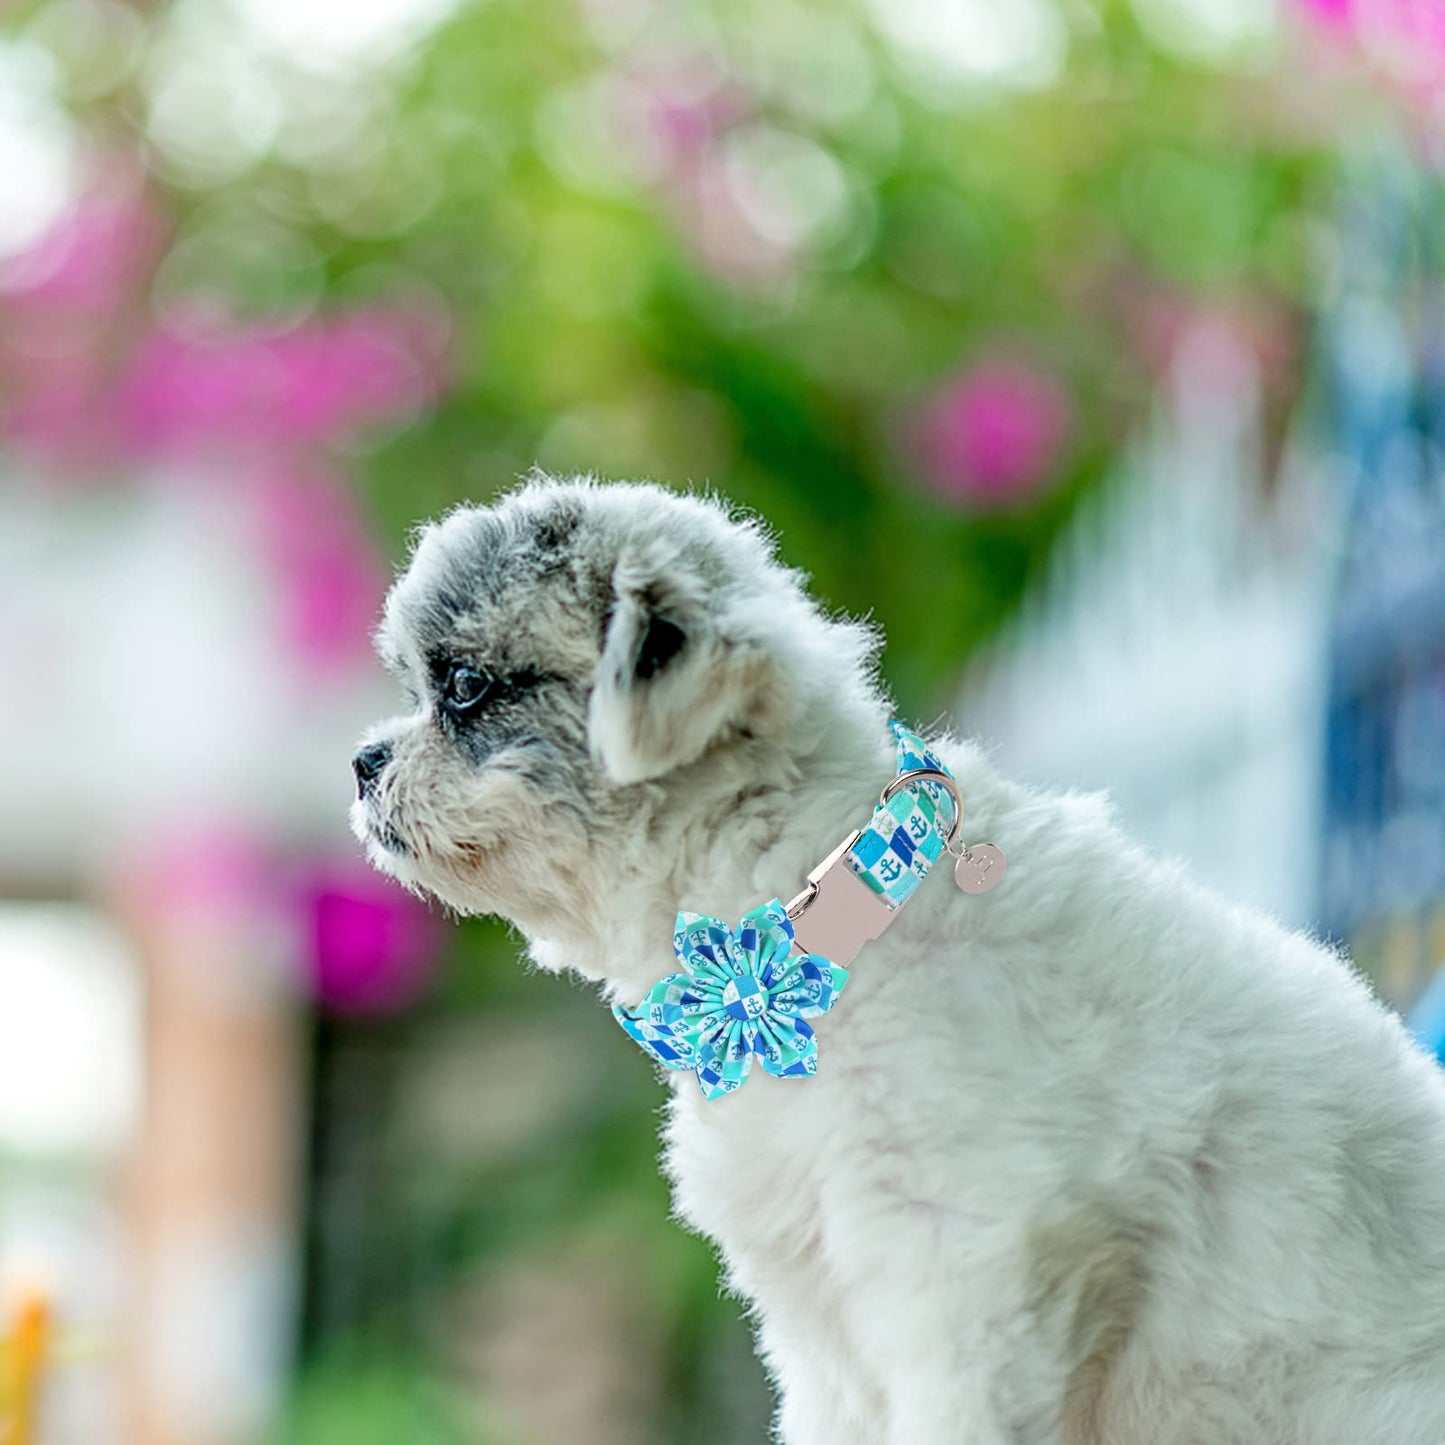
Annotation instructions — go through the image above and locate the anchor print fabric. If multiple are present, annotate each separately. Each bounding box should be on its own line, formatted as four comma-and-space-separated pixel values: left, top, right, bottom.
613, 899, 848, 1100
616, 721, 953, 1098
844, 721, 958, 907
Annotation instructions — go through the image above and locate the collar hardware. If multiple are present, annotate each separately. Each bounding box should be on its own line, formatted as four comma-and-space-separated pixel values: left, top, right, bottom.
613, 722, 1005, 1099
784, 764, 964, 968
784, 829, 887, 970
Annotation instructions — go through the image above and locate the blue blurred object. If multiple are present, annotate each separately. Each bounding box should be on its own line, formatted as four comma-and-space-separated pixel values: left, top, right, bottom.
1318, 145, 1445, 1012
1407, 968, 1445, 1064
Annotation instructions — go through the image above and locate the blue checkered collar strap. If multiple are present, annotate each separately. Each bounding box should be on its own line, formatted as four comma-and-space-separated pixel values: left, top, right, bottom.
613, 721, 1006, 1100
846, 722, 957, 906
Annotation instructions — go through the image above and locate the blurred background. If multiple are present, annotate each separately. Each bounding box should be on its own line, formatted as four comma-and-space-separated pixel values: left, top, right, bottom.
2, 0, 1444, 1439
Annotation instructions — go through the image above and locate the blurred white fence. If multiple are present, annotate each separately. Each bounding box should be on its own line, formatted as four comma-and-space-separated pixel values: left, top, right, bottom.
961, 316, 1335, 929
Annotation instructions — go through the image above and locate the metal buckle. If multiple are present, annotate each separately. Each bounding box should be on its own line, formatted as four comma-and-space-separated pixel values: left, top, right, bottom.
783, 767, 962, 967
880, 768, 964, 848
784, 830, 891, 968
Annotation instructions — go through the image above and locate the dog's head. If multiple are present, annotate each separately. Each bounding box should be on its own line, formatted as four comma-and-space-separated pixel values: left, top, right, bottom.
351, 477, 878, 933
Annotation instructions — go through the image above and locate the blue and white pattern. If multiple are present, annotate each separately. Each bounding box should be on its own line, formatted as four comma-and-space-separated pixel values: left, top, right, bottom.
614, 899, 849, 1100
616, 721, 955, 1098
845, 722, 958, 906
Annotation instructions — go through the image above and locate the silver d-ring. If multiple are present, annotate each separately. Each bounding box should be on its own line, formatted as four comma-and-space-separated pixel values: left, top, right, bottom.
879, 768, 963, 848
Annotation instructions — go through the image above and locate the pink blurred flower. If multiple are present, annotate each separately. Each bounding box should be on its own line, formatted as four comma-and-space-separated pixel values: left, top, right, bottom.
0, 169, 167, 470
120, 310, 443, 457
913, 358, 1073, 508
0, 170, 454, 682
1118, 283, 1298, 395
1294, 0, 1355, 29
0, 176, 449, 473
0, 168, 165, 312
1292, 0, 1445, 99
296, 861, 444, 1015
126, 825, 275, 925
675, 149, 796, 289
642, 71, 748, 172
253, 467, 387, 675
1381, 0, 1445, 55
1295, 0, 1445, 41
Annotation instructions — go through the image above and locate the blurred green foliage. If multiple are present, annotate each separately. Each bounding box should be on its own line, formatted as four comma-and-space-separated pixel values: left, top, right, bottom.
278, 1352, 476, 1445
125, 0, 1331, 710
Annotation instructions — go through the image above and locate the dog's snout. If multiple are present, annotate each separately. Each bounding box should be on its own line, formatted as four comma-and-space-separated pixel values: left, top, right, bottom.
353, 741, 393, 797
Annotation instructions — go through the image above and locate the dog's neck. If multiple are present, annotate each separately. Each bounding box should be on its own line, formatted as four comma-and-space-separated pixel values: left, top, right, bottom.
525, 689, 941, 1002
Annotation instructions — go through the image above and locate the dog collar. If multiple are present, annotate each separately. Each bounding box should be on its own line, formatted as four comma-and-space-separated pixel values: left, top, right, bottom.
613, 721, 1006, 1100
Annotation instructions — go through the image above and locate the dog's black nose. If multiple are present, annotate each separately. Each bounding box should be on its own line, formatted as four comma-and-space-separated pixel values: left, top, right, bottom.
353, 742, 392, 797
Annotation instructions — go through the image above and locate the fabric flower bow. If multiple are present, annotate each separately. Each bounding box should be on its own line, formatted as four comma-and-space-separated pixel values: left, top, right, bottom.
613, 899, 849, 1100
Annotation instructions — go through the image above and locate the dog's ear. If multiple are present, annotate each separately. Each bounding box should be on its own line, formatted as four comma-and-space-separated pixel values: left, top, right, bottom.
588, 546, 770, 785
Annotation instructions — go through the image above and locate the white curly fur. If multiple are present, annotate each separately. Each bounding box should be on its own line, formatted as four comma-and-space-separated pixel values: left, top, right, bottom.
354, 477, 1445, 1444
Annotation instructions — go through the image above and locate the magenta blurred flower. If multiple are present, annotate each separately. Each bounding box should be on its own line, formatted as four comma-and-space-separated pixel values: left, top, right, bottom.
123, 839, 444, 1014
0, 169, 167, 469
913, 358, 1073, 507
1292, 0, 1445, 98
297, 862, 444, 1016
652, 93, 716, 158
128, 826, 274, 925
643, 72, 748, 172
0, 171, 453, 682
1381, 0, 1445, 55
254, 467, 387, 675
121, 310, 443, 457
0, 169, 165, 312
1294, 0, 1355, 29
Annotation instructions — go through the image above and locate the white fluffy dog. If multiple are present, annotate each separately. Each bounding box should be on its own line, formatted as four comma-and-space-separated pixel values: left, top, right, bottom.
352, 476, 1445, 1444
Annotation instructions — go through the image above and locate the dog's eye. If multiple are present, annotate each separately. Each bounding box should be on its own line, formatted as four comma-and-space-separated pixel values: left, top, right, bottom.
443, 665, 495, 714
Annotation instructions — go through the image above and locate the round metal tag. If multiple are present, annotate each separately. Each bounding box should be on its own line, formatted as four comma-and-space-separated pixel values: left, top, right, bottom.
955, 843, 1006, 894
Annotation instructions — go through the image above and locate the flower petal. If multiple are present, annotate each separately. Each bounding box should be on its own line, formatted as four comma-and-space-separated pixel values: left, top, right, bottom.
740, 899, 798, 985
738, 897, 791, 950
636, 971, 716, 1026
673, 911, 741, 983
756, 1014, 818, 1078
693, 1016, 753, 1099
612, 1003, 699, 1071
767, 953, 849, 1020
